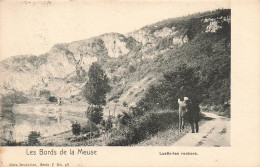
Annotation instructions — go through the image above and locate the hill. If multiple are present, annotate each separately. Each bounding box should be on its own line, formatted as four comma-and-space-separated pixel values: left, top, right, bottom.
0, 9, 230, 113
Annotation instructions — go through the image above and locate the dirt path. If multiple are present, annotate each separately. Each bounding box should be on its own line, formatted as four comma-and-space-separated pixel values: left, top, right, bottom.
173, 112, 230, 147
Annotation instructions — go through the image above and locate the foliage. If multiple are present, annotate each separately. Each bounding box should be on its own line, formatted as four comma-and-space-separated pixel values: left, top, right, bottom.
3, 140, 24, 146
28, 131, 41, 146
123, 101, 128, 107
85, 106, 103, 124
106, 111, 179, 146
84, 62, 111, 106
48, 96, 57, 103
155, 37, 173, 50
106, 130, 129, 146
39, 90, 51, 98
137, 64, 203, 111
81, 121, 99, 134
128, 65, 136, 73
201, 103, 230, 118
107, 88, 124, 102
1, 91, 29, 107
101, 116, 113, 131
144, 9, 230, 34
71, 122, 81, 136
117, 111, 132, 126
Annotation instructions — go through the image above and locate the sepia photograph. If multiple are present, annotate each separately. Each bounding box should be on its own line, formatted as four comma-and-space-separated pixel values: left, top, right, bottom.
1, 0, 260, 166
0, 0, 231, 148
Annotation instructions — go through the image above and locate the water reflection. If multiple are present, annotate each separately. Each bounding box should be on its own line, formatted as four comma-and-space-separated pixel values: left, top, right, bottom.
0, 103, 88, 143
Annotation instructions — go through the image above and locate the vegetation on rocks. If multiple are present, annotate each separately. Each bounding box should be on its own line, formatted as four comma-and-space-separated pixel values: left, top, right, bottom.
0, 9, 230, 146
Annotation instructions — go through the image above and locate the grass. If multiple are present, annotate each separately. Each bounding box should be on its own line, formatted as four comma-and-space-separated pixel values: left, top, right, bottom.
201, 105, 230, 118
38, 110, 211, 146
137, 119, 207, 146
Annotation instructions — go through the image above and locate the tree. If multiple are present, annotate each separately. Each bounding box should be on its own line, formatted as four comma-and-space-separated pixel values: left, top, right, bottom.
28, 131, 41, 146
84, 62, 111, 106
85, 106, 103, 124
137, 64, 203, 110
72, 122, 81, 135
84, 62, 111, 124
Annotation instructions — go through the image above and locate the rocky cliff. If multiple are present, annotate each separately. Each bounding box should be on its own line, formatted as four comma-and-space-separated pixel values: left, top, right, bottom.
0, 9, 231, 109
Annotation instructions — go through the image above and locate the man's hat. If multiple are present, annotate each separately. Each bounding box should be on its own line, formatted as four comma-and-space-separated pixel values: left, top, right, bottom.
184, 97, 189, 101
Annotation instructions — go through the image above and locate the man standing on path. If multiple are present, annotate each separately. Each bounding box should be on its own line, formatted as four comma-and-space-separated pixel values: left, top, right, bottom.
177, 86, 201, 133
177, 86, 188, 132
187, 100, 200, 133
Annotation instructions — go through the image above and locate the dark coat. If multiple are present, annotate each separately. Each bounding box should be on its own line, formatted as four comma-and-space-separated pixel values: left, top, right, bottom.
186, 102, 200, 122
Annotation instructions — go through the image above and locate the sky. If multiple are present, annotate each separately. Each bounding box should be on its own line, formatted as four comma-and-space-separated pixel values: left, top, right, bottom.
0, 0, 230, 60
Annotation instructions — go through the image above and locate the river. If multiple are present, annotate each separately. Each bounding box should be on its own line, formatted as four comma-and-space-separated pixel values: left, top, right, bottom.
0, 103, 89, 142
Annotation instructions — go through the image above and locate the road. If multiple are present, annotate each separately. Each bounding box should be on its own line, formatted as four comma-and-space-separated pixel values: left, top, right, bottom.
173, 112, 230, 147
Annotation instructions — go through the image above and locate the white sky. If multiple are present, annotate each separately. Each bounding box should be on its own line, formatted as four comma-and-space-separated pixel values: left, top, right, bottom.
0, 0, 230, 60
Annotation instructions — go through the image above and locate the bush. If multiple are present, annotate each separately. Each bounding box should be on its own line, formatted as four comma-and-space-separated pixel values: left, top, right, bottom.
69, 131, 100, 142
81, 121, 99, 134
123, 102, 128, 107
39, 90, 51, 98
106, 135, 129, 146
128, 65, 136, 73
28, 131, 41, 146
101, 116, 113, 131
107, 111, 179, 146
137, 64, 203, 111
48, 96, 57, 103
117, 112, 132, 126
130, 106, 145, 117
72, 122, 81, 136
1, 91, 29, 107
108, 88, 124, 102
85, 106, 103, 124
3, 140, 23, 146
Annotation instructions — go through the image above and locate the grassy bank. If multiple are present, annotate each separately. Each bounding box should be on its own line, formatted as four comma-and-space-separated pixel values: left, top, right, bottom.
38, 109, 212, 146
137, 119, 207, 146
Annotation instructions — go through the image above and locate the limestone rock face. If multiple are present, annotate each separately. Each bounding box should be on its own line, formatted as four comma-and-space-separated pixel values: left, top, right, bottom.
43, 46, 76, 79
101, 33, 131, 58
204, 16, 231, 33
205, 20, 222, 33
0, 9, 231, 105
127, 29, 157, 46
154, 27, 177, 38
172, 35, 189, 46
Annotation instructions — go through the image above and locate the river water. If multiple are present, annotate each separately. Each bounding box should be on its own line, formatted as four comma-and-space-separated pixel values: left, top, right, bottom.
1, 103, 89, 142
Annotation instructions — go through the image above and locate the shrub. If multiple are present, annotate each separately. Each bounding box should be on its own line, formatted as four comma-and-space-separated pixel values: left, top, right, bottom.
106, 135, 129, 146
85, 106, 103, 124
130, 106, 145, 117
108, 88, 124, 102
48, 96, 57, 103
28, 131, 41, 146
101, 116, 113, 131
39, 90, 51, 98
105, 127, 130, 146
123, 101, 128, 107
107, 111, 179, 146
1, 91, 29, 107
69, 131, 100, 142
81, 121, 99, 134
117, 111, 132, 126
71, 122, 81, 136
3, 140, 23, 146
136, 64, 204, 111
128, 65, 136, 73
